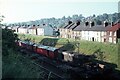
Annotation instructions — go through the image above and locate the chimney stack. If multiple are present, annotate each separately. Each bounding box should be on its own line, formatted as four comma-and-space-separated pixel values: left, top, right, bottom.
75, 21, 80, 26
85, 21, 89, 26
104, 21, 108, 27
33, 25, 35, 27
90, 21, 95, 28
43, 24, 45, 26
68, 21, 72, 25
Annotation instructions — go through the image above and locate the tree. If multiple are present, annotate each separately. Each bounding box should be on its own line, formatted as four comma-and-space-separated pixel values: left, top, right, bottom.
0, 15, 5, 26
2, 28, 18, 56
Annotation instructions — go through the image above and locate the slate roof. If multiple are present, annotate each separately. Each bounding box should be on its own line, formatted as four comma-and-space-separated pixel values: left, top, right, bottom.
66, 23, 75, 29
73, 22, 89, 31
63, 24, 70, 29
86, 25, 111, 31
68, 23, 76, 29
73, 22, 111, 31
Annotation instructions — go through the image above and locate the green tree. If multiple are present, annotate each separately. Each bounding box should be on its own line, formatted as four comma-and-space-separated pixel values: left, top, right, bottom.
2, 28, 18, 56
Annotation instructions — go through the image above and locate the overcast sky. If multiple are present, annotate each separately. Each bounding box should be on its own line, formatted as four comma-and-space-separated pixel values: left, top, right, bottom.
0, 0, 119, 23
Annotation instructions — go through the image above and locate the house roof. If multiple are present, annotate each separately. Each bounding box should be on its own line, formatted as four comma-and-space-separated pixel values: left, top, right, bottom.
29, 26, 37, 29
68, 23, 77, 29
86, 25, 111, 31
63, 24, 70, 28
73, 22, 89, 31
107, 23, 120, 31
66, 23, 75, 29
73, 22, 111, 31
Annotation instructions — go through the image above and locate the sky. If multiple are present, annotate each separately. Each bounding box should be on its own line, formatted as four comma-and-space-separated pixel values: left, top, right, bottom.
0, 0, 120, 23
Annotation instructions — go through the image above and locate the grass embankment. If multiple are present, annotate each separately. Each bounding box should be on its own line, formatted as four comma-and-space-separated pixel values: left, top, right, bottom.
18, 34, 118, 66
2, 49, 56, 79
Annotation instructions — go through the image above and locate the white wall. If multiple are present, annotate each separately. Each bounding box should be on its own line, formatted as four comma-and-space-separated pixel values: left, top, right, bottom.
37, 28, 44, 35
81, 31, 103, 42
18, 28, 27, 34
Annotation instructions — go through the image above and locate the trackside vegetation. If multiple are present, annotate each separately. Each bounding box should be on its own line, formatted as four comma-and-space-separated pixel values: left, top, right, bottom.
2, 29, 56, 79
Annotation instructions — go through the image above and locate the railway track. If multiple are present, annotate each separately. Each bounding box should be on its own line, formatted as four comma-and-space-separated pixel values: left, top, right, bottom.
19, 49, 70, 80
18, 48, 120, 80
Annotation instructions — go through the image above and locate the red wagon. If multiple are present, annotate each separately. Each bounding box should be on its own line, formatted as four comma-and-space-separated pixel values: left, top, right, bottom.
36, 45, 48, 56
33, 44, 38, 52
47, 47, 59, 59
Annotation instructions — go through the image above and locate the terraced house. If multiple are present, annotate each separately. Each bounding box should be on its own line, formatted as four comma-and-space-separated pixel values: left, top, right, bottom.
60, 21, 120, 44
107, 22, 120, 43
11, 24, 55, 36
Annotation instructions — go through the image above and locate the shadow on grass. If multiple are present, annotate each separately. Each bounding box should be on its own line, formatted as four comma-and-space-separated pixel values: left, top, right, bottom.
39, 38, 76, 52
39, 38, 59, 47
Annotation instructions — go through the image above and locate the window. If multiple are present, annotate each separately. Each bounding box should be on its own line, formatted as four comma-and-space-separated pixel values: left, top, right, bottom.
113, 31, 116, 36
88, 31, 89, 35
110, 32, 112, 36
97, 32, 98, 35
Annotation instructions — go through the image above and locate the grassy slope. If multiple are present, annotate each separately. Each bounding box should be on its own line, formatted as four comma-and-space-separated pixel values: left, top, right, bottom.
18, 34, 118, 65
2, 49, 46, 79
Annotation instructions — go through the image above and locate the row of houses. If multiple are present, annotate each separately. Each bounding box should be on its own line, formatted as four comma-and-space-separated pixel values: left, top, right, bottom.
59, 21, 120, 44
2, 24, 57, 36
2, 20, 120, 44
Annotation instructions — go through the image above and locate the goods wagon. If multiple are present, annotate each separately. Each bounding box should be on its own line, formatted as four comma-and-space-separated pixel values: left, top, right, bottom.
36, 45, 48, 56
47, 47, 59, 59
33, 44, 38, 52
26, 42, 34, 51
20, 41, 28, 48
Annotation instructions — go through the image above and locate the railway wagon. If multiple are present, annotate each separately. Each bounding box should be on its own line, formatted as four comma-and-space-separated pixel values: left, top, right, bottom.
62, 51, 74, 62
33, 44, 38, 52
26, 42, 34, 51
20, 41, 28, 48
47, 47, 59, 59
36, 45, 48, 56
